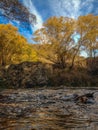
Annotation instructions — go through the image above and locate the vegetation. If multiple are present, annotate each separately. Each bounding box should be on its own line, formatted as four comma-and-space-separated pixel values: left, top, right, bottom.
33, 14, 98, 87
0, 24, 38, 67
33, 17, 75, 69
0, 14, 98, 88
33, 14, 98, 69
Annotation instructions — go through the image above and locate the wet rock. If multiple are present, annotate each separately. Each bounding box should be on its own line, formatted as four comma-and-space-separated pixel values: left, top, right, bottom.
74, 92, 95, 104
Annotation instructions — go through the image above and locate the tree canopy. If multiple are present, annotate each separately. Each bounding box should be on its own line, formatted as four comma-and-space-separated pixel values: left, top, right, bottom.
33, 17, 76, 68
77, 14, 98, 58
33, 14, 98, 69
0, 24, 38, 66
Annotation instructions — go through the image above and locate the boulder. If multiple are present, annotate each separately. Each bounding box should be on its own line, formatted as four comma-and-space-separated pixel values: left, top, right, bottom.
2, 62, 48, 88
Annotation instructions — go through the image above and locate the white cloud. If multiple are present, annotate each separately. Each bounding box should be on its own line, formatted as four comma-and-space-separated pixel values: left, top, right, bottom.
48, 0, 95, 19
20, 0, 96, 31
22, 0, 43, 31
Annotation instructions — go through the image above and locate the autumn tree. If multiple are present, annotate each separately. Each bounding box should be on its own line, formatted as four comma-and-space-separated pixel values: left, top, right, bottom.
0, 0, 36, 24
33, 17, 76, 69
0, 24, 37, 66
77, 14, 98, 58
20, 44, 38, 62
76, 14, 98, 73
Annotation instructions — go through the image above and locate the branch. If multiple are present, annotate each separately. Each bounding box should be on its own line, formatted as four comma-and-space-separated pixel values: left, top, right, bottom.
0, 0, 36, 24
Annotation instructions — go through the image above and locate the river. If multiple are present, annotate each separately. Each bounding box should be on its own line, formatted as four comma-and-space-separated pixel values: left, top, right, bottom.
0, 88, 98, 130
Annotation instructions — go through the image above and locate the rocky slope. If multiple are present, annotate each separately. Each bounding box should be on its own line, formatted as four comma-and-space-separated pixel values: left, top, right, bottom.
1, 62, 49, 88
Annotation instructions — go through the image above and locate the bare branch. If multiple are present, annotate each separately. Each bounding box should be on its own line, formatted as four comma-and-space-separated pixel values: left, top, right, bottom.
0, 0, 36, 25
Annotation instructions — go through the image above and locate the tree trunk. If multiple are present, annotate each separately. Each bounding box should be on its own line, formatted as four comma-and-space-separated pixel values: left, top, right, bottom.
1, 51, 6, 67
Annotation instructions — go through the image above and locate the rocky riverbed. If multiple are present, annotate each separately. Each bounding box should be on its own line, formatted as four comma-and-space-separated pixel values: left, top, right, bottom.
0, 88, 98, 130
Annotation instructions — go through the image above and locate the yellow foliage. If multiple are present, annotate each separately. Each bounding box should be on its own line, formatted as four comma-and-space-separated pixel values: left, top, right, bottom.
77, 14, 98, 57
0, 24, 38, 66
33, 14, 98, 68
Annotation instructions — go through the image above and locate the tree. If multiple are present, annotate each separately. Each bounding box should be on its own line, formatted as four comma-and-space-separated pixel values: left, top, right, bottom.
0, 0, 36, 24
33, 17, 75, 69
77, 14, 98, 58
69, 14, 98, 69
0, 24, 37, 66
20, 44, 38, 62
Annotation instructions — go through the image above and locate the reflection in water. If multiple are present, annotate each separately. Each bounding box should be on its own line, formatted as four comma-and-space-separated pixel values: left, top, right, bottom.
0, 88, 98, 130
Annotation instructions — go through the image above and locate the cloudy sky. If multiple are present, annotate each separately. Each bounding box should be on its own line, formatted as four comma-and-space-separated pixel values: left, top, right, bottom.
0, 0, 98, 42
29, 0, 98, 28
23, 0, 98, 42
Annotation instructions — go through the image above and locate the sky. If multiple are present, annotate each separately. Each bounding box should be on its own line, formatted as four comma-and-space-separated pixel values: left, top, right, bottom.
0, 0, 98, 43
31, 0, 98, 29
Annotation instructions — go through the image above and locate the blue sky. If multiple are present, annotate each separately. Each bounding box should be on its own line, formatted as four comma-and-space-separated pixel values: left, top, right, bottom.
0, 0, 98, 43
26, 0, 98, 30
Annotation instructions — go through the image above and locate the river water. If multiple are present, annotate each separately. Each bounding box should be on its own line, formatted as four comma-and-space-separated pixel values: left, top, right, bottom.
0, 88, 98, 130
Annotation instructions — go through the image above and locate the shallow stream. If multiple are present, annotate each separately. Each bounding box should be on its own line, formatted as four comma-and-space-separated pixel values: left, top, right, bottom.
0, 88, 98, 130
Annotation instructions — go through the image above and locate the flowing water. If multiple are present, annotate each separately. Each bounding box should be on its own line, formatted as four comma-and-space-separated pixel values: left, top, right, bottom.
0, 88, 98, 130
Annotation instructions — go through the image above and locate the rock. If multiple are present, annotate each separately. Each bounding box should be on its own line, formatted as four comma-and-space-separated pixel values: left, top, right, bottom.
74, 92, 95, 104
2, 62, 48, 88
0, 94, 10, 103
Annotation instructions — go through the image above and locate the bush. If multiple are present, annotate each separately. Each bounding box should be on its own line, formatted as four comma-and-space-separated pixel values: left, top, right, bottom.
47, 68, 98, 87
